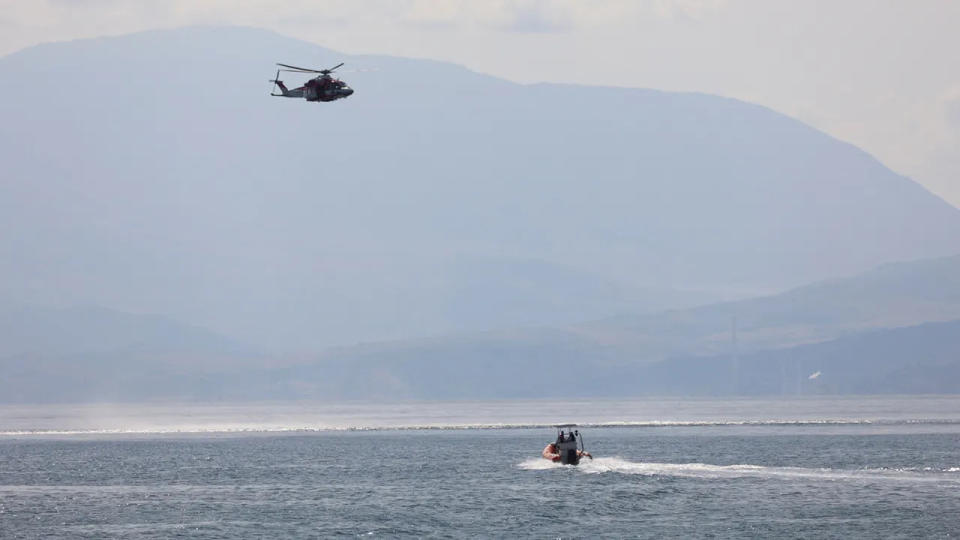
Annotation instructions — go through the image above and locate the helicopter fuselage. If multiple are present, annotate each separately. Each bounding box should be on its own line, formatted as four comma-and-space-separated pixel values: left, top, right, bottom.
306, 76, 354, 101
274, 75, 353, 102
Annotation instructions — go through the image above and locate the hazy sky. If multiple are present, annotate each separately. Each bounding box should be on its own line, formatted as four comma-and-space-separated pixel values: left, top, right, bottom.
2, 0, 958, 206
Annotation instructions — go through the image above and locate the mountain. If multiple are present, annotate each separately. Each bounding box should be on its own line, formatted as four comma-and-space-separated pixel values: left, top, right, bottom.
2, 26, 960, 351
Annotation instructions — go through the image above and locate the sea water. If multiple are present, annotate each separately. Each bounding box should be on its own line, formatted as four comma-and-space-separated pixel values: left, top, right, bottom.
1, 396, 958, 538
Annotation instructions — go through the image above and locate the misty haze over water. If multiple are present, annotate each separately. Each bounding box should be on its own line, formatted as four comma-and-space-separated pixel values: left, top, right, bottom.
1, 16, 960, 538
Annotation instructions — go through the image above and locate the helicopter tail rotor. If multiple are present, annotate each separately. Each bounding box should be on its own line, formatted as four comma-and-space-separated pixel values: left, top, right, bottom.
269, 69, 286, 96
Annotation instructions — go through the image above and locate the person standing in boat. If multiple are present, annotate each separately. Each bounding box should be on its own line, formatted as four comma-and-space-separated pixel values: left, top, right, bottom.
542, 442, 592, 462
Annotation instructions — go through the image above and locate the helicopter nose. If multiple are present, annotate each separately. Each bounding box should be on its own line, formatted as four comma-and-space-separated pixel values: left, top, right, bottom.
343, 87, 354, 96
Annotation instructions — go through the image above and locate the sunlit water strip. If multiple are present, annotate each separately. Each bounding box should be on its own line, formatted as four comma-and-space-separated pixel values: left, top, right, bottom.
2, 395, 959, 436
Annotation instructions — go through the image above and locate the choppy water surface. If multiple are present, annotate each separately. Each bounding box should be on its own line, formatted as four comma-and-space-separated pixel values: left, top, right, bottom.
1, 396, 959, 538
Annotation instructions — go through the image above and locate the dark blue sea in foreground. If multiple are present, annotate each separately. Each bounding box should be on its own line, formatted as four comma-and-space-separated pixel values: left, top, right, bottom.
1, 397, 958, 538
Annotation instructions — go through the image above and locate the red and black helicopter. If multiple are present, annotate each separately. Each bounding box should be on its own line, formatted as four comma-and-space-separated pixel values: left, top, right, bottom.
269, 62, 354, 102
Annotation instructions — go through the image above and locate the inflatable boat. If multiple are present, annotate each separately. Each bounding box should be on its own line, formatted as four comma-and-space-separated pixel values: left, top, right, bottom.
542, 424, 591, 465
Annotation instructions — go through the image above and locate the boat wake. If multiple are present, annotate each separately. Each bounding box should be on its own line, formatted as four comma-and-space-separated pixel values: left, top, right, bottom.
518, 457, 960, 483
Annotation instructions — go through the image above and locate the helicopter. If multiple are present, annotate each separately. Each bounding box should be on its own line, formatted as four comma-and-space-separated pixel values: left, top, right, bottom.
269, 62, 354, 102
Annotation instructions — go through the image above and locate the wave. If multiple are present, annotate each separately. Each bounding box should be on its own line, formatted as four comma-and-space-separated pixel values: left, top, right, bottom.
3, 417, 960, 436
517, 457, 960, 482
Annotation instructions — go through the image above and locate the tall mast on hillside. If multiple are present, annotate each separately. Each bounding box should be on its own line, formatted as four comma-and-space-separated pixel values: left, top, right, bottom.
731, 315, 739, 394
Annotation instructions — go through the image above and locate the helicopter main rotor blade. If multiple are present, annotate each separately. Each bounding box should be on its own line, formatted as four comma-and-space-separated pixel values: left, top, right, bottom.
328, 62, 344, 72
336, 67, 378, 73
277, 63, 324, 73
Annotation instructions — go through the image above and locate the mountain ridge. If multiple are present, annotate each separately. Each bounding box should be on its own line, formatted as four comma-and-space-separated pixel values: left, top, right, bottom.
2, 26, 959, 352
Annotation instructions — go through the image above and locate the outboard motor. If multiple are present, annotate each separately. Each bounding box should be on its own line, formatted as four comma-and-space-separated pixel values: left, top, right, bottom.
556, 429, 580, 465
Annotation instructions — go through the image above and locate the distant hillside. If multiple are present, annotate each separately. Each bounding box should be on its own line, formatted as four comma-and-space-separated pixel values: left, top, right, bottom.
244, 254, 960, 399
640, 319, 960, 396
302, 253, 960, 375
5, 318, 957, 402
2, 27, 959, 350
171, 319, 960, 401
0, 304, 256, 358
3, 254, 960, 402
0, 304, 264, 403
576, 253, 960, 362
